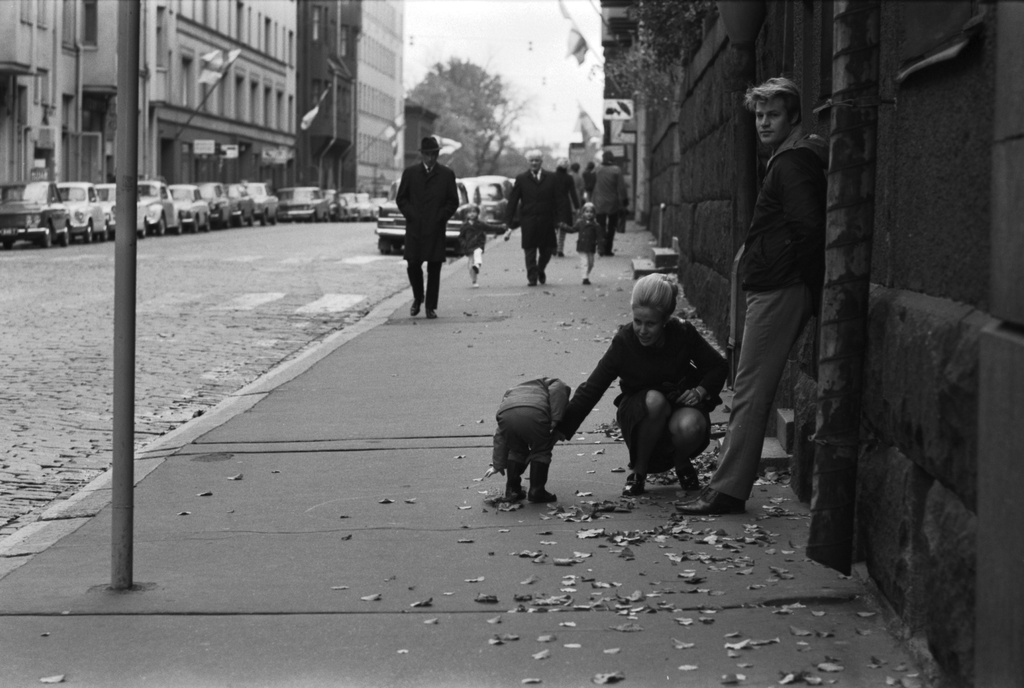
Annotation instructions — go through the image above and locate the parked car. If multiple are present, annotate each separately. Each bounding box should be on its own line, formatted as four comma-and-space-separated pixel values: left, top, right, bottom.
197, 182, 232, 229
242, 182, 278, 226
276, 187, 330, 222
168, 184, 211, 233
0, 181, 70, 249
57, 181, 108, 243
93, 183, 121, 239
324, 189, 350, 222
460, 175, 512, 233
137, 179, 180, 236
374, 179, 469, 255
226, 183, 257, 227
342, 192, 377, 221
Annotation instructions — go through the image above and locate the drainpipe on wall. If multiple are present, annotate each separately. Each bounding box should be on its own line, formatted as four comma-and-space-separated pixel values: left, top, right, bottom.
806, 0, 880, 575
718, 0, 764, 387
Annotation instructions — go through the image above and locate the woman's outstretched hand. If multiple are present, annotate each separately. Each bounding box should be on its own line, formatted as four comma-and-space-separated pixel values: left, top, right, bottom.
484, 466, 504, 479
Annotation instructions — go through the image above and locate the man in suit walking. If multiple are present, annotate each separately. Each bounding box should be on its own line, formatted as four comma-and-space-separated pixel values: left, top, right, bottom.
505, 150, 559, 286
396, 136, 460, 319
591, 150, 629, 256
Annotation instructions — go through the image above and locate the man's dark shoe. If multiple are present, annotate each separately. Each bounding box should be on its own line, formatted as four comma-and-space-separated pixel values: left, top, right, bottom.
528, 281, 537, 287
676, 488, 745, 515
622, 472, 645, 497
538, 270, 546, 285
426, 309, 437, 319
410, 301, 421, 317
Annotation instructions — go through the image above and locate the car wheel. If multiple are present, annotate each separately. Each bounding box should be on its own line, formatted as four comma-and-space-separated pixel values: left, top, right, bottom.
37, 227, 52, 248
246, 210, 254, 227
154, 218, 166, 236
2, 240, 13, 250
59, 224, 70, 247
270, 211, 277, 225
170, 217, 182, 235
85, 222, 94, 243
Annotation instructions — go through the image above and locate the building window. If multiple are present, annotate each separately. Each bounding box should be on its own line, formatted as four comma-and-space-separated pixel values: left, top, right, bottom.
288, 30, 294, 66
264, 17, 271, 53
156, 6, 168, 69
181, 56, 193, 107
83, 0, 98, 46
37, 0, 49, 26
250, 80, 258, 123
21, 0, 31, 24
277, 91, 284, 132
236, 76, 245, 120
312, 5, 321, 42
38, 69, 50, 105
236, 1, 244, 42
62, 0, 75, 48
340, 26, 347, 57
264, 85, 272, 128
288, 94, 294, 131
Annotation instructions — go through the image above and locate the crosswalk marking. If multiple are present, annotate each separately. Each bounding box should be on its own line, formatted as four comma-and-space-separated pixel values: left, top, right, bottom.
212, 292, 286, 311
295, 294, 365, 314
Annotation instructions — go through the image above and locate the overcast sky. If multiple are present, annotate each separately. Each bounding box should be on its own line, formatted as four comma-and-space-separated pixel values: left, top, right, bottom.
403, 0, 605, 155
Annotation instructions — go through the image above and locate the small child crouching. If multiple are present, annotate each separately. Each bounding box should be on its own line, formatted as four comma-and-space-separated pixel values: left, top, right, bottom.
458, 204, 488, 287
487, 377, 570, 503
572, 202, 600, 285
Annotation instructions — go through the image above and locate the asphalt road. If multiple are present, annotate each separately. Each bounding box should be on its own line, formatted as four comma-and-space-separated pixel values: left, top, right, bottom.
0, 220, 409, 536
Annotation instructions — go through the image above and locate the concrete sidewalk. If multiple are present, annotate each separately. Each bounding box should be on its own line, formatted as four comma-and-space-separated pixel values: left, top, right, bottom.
0, 226, 928, 687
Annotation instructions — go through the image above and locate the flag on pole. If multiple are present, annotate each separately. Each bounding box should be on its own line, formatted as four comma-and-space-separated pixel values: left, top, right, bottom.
567, 28, 588, 65
576, 106, 602, 144
300, 86, 331, 131
198, 48, 242, 85
436, 136, 462, 156
382, 113, 405, 155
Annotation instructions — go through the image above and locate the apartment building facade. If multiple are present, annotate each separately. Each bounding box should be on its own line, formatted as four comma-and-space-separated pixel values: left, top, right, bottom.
355, 0, 403, 196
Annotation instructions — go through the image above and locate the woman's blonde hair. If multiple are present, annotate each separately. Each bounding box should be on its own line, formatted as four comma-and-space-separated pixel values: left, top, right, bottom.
631, 274, 677, 319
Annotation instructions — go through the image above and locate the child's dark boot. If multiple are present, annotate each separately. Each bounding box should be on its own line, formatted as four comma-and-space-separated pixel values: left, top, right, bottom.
675, 457, 701, 492
527, 461, 557, 503
504, 462, 526, 502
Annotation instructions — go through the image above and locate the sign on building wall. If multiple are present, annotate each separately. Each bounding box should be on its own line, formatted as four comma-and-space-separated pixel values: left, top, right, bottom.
603, 99, 634, 121
194, 139, 216, 155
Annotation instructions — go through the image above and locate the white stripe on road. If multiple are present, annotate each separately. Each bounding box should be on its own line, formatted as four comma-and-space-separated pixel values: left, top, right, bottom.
295, 294, 365, 314
341, 255, 390, 265
211, 293, 287, 311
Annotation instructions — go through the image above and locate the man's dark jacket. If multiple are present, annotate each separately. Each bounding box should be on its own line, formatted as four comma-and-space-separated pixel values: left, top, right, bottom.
739, 131, 829, 296
506, 169, 558, 250
396, 162, 460, 263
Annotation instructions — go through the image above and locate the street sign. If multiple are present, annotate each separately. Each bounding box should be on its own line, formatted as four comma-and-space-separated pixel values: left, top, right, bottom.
194, 139, 215, 155
221, 144, 239, 159
603, 99, 634, 120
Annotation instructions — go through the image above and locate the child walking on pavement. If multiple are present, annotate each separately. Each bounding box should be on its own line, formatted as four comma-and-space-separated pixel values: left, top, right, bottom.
573, 202, 600, 285
485, 377, 571, 503
458, 203, 488, 287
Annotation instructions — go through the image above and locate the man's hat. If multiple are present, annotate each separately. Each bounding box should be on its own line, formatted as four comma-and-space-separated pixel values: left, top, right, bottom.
602, 150, 614, 163
419, 136, 441, 153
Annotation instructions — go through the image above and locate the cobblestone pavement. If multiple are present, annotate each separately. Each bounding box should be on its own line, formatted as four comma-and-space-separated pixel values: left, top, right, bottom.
0, 221, 411, 536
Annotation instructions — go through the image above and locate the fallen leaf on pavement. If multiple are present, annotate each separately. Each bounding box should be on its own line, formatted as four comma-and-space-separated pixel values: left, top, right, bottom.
817, 662, 844, 672
330, 586, 349, 590
476, 593, 499, 604
521, 575, 539, 585
672, 638, 696, 649
612, 623, 643, 632
177, 511, 191, 516
410, 598, 432, 608
537, 634, 556, 643
227, 474, 243, 480
458, 506, 472, 510
592, 672, 625, 684
424, 618, 438, 624
679, 665, 698, 671
197, 491, 213, 497
532, 650, 551, 660
466, 577, 485, 583
789, 626, 813, 637
39, 677, 65, 684
404, 498, 417, 504
379, 498, 394, 504
360, 593, 381, 601
522, 680, 542, 685
457, 539, 474, 543
487, 616, 502, 624
604, 648, 620, 654
720, 674, 746, 684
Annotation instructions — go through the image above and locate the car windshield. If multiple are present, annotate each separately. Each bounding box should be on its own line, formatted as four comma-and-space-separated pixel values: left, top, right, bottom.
95, 187, 113, 202
227, 186, 246, 198
474, 184, 503, 203
170, 188, 194, 201
248, 184, 267, 195
59, 187, 88, 202
138, 183, 160, 199
355, 193, 371, 204
198, 185, 220, 198
1, 183, 49, 203
283, 188, 317, 201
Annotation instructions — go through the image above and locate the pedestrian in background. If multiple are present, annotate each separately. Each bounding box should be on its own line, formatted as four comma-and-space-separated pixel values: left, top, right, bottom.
678, 76, 828, 516
396, 136, 460, 319
569, 162, 586, 209
486, 377, 571, 503
591, 150, 628, 256
554, 274, 727, 497
458, 203, 488, 288
554, 158, 580, 258
572, 202, 600, 285
505, 150, 559, 286
582, 161, 597, 202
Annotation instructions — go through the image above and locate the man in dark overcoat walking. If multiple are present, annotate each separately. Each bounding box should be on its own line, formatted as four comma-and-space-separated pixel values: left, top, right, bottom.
396, 136, 460, 319
505, 150, 559, 286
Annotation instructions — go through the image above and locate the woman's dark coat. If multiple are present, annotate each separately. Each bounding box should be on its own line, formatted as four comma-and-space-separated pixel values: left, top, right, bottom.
554, 167, 580, 226
396, 162, 460, 263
